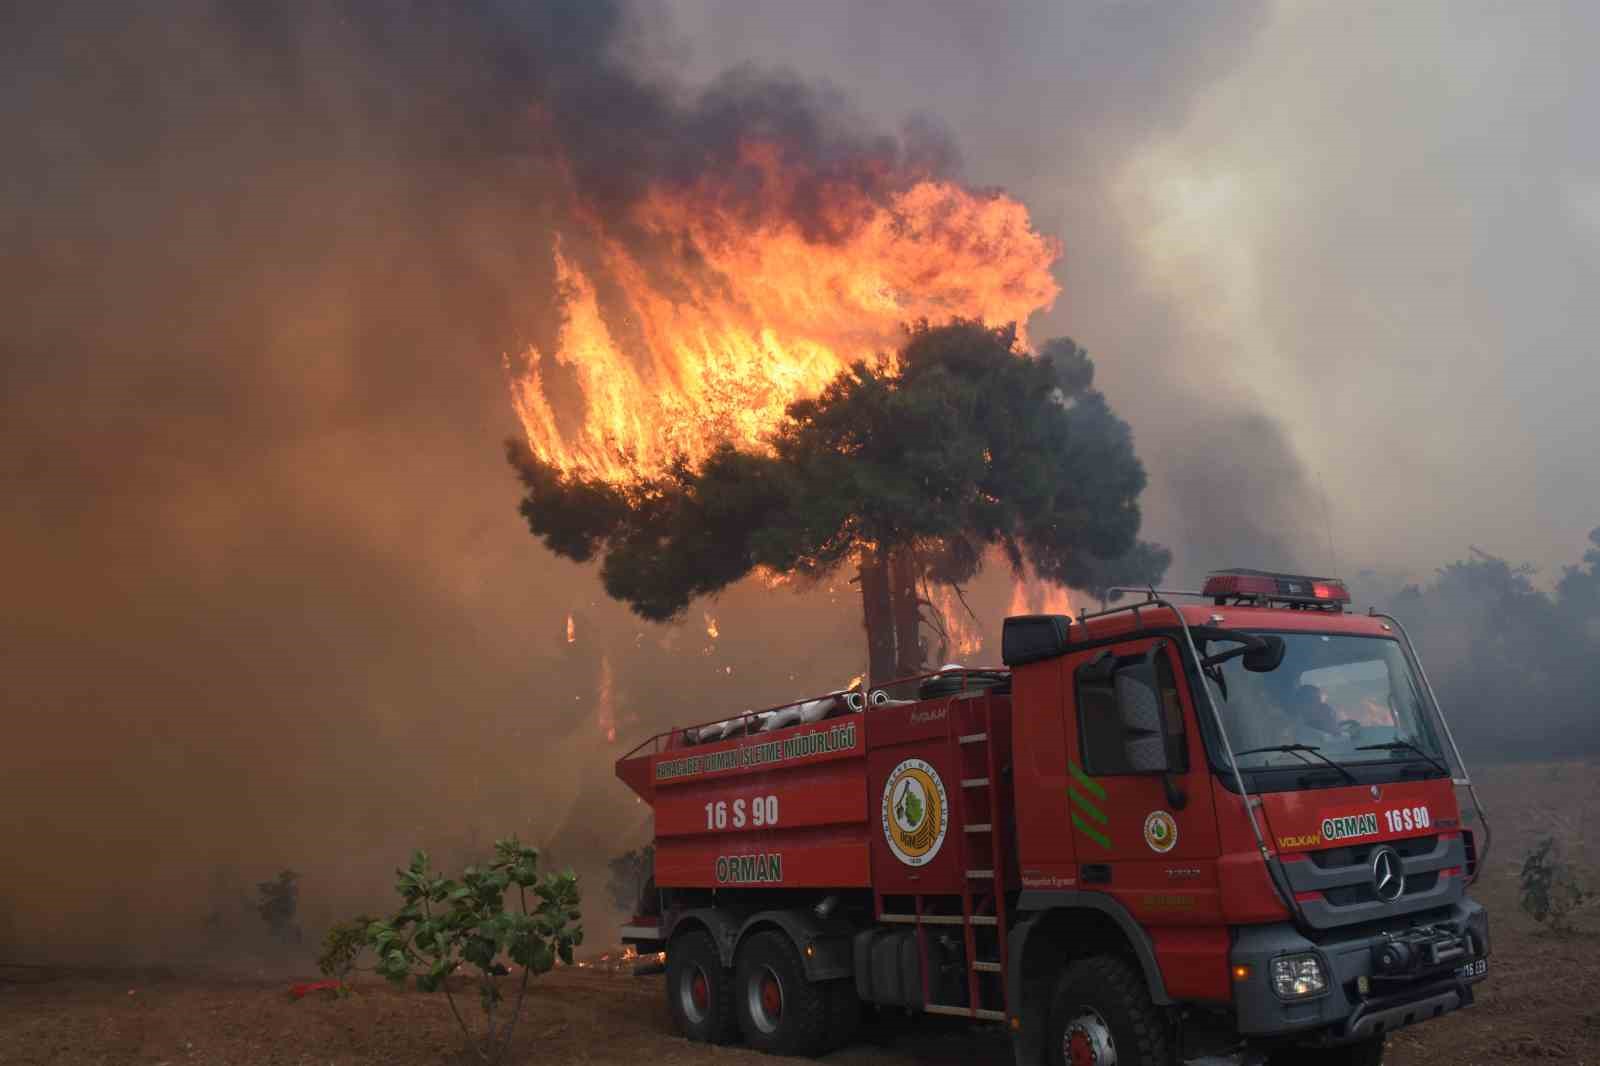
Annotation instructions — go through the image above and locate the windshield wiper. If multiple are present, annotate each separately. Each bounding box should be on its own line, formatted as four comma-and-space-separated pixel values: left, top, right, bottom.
1233, 743, 1360, 786
1355, 740, 1450, 777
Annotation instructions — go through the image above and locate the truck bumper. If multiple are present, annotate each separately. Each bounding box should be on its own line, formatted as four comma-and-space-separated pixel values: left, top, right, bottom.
1229, 899, 1489, 1043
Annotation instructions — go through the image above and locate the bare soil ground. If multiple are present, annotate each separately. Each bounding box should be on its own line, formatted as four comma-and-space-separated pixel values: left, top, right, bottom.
4, 762, 1598, 1065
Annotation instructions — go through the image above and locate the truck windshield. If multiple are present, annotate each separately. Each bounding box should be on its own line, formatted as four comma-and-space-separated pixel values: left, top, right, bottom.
1198, 633, 1448, 773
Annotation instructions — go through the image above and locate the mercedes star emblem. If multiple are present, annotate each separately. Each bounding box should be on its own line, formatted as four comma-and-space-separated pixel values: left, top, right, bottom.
1371, 846, 1405, 903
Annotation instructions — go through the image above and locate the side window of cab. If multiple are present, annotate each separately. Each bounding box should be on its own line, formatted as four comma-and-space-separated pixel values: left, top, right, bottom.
1076, 642, 1189, 776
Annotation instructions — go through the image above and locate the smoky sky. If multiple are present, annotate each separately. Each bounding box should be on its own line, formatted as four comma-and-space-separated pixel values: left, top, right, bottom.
3, 0, 1593, 960
665, 0, 1600, 583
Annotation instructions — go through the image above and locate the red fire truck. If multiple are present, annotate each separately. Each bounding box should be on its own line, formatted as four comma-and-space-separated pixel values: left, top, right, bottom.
616, 571, 1490, 1065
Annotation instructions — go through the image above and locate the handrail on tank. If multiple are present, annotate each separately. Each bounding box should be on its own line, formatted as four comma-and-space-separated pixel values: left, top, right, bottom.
1071, 587, 1309, 928
1369, 609, 1493, 883
617, 664, 1010, 762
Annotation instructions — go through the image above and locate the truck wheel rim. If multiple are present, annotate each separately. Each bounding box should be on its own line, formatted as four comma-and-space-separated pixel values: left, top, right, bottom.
1064, 1007, 1116, 1066
680, 965, 710, 1023
748, 965, 785, 1033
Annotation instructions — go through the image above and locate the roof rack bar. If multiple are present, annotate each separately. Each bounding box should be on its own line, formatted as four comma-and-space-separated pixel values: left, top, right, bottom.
1104, 586, 1209, 601
622, 664, 1012, 756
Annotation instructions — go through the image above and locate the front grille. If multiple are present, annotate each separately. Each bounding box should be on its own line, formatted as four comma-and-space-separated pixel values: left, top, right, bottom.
1284, 833, 1464, 930
1322, 870, 1440, 907
1309, 834, 1439, 870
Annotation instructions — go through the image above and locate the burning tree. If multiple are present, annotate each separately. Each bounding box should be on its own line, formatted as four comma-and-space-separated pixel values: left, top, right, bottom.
510, 320, 1166, 683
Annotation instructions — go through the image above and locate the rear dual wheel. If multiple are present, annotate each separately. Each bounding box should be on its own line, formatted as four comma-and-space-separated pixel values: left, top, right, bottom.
666, 929, 737, 1045
734, 930, 837, 1056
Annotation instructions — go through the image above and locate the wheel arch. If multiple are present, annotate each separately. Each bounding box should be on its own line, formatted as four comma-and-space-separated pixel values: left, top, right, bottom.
734, 908, 854, 982
664, 908, 740, 968
1006, 893, 1174, 1066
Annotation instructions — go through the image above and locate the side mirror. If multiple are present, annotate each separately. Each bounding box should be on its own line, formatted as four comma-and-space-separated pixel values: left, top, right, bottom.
1243, 635, 1287, 673
1113, 663, 1171, 774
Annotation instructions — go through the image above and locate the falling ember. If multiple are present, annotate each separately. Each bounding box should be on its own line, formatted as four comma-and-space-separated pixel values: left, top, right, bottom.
704, 612, 720, 641
510, 142, 1061, 484
566, 613, 576, 644
755, 568, 794, 590
597, 655, 616, 743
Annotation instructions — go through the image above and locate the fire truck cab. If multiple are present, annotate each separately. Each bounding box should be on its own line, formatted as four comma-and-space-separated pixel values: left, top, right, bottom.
616, 571, 1490, 1065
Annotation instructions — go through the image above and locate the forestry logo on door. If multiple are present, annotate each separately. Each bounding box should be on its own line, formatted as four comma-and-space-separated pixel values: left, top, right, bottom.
882, 758, 949, 866
1144, 810, 1179, 854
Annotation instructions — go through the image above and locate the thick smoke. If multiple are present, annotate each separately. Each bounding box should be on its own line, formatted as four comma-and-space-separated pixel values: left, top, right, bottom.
6, 0, 1588, 965
0, 0, 983, 963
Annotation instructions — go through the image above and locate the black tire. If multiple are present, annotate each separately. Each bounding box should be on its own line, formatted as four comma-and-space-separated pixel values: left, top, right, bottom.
666, 929, 738, 1045
1270, 1037, 1385, 1066
733, 930, 831, 1056
824, 976, 861, 1052
1046, 955, 1170, 1066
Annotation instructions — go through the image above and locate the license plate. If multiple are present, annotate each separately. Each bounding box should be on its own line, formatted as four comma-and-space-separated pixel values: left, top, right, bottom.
1454, 958, 1487, 980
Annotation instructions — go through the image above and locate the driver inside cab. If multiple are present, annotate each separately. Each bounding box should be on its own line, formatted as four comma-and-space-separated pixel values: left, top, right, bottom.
1286, 683, 1341, 737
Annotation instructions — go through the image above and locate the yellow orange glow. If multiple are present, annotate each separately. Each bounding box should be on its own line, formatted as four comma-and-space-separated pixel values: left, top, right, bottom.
565, 613, 576, 644
931, 584, 983, 658
597, 655, 615, 743
704, 612, 720, 641
1008, 564, 1073, 619
509, 142, 1061, 484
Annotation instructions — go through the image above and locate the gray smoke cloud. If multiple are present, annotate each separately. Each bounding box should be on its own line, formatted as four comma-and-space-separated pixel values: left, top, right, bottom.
665, 0, 1599, 585
4, 0, 1594, 962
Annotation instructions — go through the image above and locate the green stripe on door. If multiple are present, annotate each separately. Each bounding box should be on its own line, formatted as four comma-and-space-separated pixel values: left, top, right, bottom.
1071, 811, 1111, 850
1069, 761, 1106, 800
1068, 786, 1107, 824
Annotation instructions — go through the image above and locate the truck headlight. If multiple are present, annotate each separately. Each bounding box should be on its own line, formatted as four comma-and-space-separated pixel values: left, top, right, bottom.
1270, 954, 1327, 999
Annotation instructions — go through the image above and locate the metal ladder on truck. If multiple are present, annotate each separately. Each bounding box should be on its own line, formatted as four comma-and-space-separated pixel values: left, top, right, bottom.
877, 684, 1010, 1023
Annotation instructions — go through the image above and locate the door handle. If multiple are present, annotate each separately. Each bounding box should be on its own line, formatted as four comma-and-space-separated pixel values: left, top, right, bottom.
1082, 864, 1112, 884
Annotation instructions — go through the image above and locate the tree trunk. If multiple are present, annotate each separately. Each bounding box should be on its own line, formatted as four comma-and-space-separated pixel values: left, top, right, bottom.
890, 547, 925, 679
859, 547, 896, 688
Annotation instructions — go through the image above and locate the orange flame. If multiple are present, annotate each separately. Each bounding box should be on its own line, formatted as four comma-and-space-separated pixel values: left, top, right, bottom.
597, 654, 615, 743
931, 584, 983, 659
1006, 578, 1029, 620
1008, 565, 1073, 619
510, 142, 1060, 483
704, 612, 720, 641
566, 613, 576, 644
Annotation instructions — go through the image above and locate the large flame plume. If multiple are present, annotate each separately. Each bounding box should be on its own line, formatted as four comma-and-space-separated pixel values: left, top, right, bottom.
509, 142, 1060, 484
1009, 566, 1074, 619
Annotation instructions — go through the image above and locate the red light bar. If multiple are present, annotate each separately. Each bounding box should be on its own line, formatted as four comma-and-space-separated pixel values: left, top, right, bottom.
1311, 581, 1349, 603
1202, 569, 1350, 607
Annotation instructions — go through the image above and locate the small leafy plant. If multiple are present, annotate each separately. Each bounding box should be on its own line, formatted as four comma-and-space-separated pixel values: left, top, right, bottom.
369, 838, 581, 1064
317, 914, 376, 991
1520, 835, 1588, 932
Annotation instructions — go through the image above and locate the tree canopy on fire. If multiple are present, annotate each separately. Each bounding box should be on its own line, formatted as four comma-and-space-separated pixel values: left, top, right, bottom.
508, 319, 1168, 682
